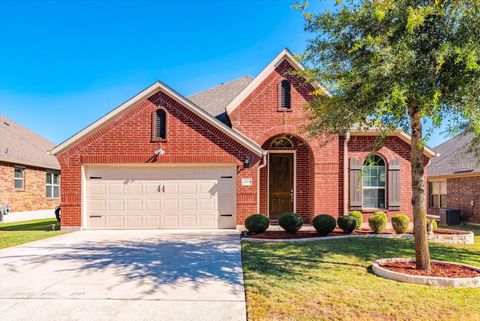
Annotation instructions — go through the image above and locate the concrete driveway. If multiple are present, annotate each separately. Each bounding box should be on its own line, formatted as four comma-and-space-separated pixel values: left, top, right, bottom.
0, 230, 246, 321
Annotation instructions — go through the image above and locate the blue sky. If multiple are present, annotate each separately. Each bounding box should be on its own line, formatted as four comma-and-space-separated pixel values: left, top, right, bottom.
0, 0, 447, 147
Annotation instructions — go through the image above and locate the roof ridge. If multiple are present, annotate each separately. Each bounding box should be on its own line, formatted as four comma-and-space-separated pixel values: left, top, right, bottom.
187, 76, 254, 98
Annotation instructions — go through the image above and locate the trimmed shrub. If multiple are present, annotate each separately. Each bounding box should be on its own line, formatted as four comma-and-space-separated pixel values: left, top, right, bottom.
426, 218, 438, 231
368, 212, 387, 234
349, 211, 363, 230
391, 214, 410, 234
312, 214, 336, 236
278, 212, 303, 233
337, 216, 357, 233
245, 214, 269, 234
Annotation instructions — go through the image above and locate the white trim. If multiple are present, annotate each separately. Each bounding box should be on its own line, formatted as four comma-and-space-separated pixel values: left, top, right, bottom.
343, 132, 351, 215
349, 129, 438, 158
267, 150, 297, 218
50, 81, 264, 157
81, 165, 87, 230
225, 48, 331, 115
361, 154, 387, 210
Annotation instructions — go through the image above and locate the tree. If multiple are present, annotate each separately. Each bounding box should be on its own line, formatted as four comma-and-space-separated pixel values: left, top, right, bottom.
297, 0, 480, 270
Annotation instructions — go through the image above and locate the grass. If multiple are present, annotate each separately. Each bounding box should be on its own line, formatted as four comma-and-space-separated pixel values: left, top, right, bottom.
0, 218, 66, 249
242, 227, 480, 321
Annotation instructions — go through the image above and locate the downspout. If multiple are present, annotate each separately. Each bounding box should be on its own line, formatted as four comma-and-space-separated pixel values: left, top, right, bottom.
257, 152, 268, 213
343, 132, 351, 216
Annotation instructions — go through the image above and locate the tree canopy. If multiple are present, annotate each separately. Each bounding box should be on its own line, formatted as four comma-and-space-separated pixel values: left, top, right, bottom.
298, 0, 480, 148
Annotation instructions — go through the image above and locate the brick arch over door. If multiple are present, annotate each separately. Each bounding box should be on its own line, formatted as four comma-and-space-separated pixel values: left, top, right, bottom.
259, 134, 315, 222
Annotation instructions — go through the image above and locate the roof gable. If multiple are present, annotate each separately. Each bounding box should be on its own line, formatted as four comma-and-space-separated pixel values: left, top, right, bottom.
225, 48, 330, 115
50, 81, 264, 156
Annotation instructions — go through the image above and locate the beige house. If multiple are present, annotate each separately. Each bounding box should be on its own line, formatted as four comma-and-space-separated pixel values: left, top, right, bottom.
0, 114, 60, 215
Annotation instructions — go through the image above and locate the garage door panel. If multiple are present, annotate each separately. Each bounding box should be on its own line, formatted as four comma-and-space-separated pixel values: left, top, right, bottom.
145, 216, 161, 228
126, 183, 143, 195
107, 215, 124, 229
181, 198, 196, 211
107, 199, 124, 211
163, 199, 179, 211
181, 215, 196, 227
163, 215, 179, 228
126, 199, 143, 211
87, 166, 236, 229
89, 199, 106, 212
126, 215, 142, 228
145, 199, 161, 210
90, 183, 106, 195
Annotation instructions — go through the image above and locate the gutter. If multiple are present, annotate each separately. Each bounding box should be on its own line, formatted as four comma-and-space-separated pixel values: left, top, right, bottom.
343, 132, 351, 216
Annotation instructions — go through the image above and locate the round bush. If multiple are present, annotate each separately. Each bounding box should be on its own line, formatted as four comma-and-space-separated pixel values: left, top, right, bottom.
426, 218, 438, 231
337, 216, 357, 233
312, 214, 336, 236
245, 214, 269, 234
278, 212, 303, 233
391, 214, 410, 234
349, 211, 363, 230
368, 212, 387, 234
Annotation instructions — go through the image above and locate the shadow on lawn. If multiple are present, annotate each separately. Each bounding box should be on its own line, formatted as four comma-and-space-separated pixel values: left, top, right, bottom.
0, 220, 59, 232
242, 237, 480, 279
2, 233, 244, 295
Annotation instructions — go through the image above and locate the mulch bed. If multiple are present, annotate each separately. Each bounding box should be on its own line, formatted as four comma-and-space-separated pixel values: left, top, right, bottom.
242, 228, 469, 240
380, 261, 480, 278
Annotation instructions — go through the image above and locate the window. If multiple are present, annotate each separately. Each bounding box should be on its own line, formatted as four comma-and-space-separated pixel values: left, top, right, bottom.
154, 109, 167, 140
279, 80, 291, 109
270, 136, 294, 148
46, 172, 60, 198
429, 181, 447, 208
362, 155, 386, 209
14, 167, 24, 189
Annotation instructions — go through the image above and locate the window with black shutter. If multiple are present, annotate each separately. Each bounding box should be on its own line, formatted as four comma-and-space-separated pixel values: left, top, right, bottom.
279, 80, 291, 109
154, 109, 166, 140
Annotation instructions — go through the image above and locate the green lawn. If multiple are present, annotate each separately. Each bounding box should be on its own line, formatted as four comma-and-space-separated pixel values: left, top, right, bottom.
0, 218, 66, 249
242, 228, 480, 321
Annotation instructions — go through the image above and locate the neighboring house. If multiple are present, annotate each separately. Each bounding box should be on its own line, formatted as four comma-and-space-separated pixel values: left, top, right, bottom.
51, 49, 436, 231
0, 114, 61, 213
428, 133, 480, 224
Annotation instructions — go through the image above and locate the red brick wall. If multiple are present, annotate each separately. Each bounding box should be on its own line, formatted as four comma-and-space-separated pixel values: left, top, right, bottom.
347, 135, 429, 221
0, 162, 59, 212
57, 91, 259, 229
229, 59, 342, 222
433, 176, 480, 224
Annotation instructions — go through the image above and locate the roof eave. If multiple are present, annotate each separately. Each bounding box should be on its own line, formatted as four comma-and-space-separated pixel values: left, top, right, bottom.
50, 82, 264, 157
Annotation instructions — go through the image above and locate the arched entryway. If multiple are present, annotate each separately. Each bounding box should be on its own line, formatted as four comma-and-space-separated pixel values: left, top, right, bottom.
259, 134, 315, 222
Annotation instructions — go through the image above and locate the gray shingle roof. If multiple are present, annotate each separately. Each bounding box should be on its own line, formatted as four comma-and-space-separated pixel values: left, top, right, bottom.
428, 132, 480, 177
0, 114, 60, 170
188, 76, 253, 125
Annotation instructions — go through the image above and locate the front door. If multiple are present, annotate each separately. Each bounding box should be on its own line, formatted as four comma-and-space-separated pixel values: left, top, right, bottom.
269, 153, 294, 220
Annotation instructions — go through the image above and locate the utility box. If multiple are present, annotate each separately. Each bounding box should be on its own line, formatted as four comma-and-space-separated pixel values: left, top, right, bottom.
439, 208, 461, 226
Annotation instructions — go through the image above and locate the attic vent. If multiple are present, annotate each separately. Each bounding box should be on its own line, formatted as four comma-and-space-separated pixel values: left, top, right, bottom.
3, 122, 10, 126
279, 80, 291, 109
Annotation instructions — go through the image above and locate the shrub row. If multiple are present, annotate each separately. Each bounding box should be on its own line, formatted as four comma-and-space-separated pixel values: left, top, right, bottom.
244, 212, 436, 236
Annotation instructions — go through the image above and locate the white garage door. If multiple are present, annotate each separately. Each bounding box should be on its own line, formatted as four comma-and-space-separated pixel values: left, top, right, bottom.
85, 166, 236, 229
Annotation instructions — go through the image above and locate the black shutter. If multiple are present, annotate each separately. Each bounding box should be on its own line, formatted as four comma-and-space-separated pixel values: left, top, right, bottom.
155, 109, 166, 139
349, 157, 362, 210
279, 80, 291, 109
388, 158, 401, 210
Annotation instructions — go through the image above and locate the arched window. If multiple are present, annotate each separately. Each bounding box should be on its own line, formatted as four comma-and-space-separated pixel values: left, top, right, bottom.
362, 155, 386, 209
279, 80, 291, 109
154, 109, 166, 140
270, 136, 294, 148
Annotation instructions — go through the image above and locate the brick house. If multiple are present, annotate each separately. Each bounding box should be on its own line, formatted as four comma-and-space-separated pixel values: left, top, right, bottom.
50, 49, 436, 231
428, 133, 480, 224
0, 114, 61, 214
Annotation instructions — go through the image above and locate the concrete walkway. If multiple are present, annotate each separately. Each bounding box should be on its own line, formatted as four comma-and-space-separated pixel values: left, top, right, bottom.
0, 230, 246, 321
1, 209, 55, 223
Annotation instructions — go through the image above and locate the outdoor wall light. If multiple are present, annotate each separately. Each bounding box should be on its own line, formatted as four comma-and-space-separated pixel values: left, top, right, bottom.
244, 156, 250, 169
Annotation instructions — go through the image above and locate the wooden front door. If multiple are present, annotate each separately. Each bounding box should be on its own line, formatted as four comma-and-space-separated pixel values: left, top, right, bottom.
269, 153, 294, 220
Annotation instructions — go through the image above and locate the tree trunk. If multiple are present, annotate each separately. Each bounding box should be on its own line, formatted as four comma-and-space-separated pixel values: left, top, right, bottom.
409, 106, 431, 271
